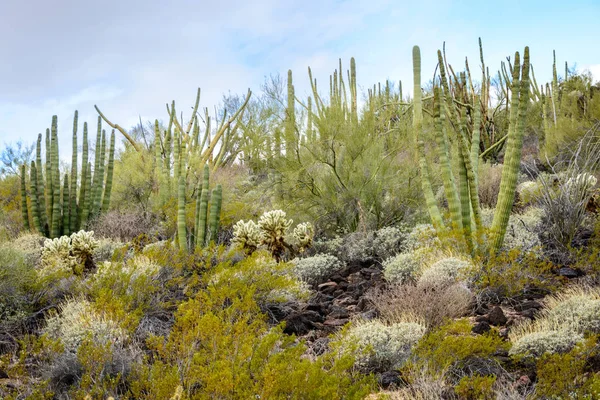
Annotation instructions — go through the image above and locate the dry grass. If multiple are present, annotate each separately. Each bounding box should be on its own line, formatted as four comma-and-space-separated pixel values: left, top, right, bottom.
90, 209, 162, 242
478, 162, 503, 208
367, 280, 473, 330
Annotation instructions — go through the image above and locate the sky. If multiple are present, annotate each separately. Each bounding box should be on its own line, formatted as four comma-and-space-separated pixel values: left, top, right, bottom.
1, 0, 599, 158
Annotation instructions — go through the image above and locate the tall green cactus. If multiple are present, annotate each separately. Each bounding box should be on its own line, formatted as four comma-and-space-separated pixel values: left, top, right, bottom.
208, 185, 222, 243
177, 175, 187, 251
20, 112, 115, 237
413, 44, 531, 256
490, 48, 530, 254
29, 161, 41, 234
195, 164, 210, 248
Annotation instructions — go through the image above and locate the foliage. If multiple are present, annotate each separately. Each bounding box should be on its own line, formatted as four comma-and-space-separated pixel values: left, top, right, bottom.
337, 319, 426, 372
383, 251, 423, 284
454, 374, 496, 400
291, 253, 343, 285
409, 319, 509, 376
39, 230, 99, 277
417, 257, 470, 288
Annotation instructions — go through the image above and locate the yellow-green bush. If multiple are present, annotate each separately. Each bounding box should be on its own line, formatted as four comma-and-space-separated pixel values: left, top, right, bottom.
454, 374, 496, 400
408, 319, 509, 376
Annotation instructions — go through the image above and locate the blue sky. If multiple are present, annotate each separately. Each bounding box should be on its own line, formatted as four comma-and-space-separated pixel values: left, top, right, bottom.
1, 0, 599, 157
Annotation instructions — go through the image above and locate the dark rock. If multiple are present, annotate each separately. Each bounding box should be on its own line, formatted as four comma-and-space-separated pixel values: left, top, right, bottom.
323, 318, 349, 327
475, 304, 489, 315
472, 321, 491, 334
329, 273, 346, 283
558, 267, 579, 278
333, 296, 358, 307
333, 289, 345, 297
338, 281, 349, 290
311, 337, 330, 356
499, 328, 509, 339
283, 310, 323, 335
514, 300, 542, 312
310, 292, 334, 304
378, 370, 402, 389
318, 281, 338, 294
475, 315, 490, 323
328, 306, 350, 319
265, 301, 298, 322
305, 302, 325, 314
488, 306, 508, 326
357, 297, 372, 311
0, 369, 8, 379
360, 267, 380, 278
521, 309, 537, 319
360, 309, 378, 320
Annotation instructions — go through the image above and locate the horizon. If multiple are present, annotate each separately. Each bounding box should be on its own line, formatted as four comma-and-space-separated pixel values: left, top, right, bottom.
1, 0, 599, 158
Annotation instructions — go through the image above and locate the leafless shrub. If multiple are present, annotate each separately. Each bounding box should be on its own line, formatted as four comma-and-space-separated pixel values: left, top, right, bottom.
537, 122, 600, 263
367, 281, 473, 329
90, 209, 163, 242
366, 366, 453, 399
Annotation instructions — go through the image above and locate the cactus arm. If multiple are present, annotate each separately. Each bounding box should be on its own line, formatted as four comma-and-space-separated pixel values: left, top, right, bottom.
45, 128, 53, 233
94, 105, 140, 152
35, 134, 47, 235
77, 122, 88, 231
185, 88, 201, 135
177, 175, 187, 251
414, 46, 444, 230
29, 161, 42, 234
20, 164, 30, 231
101, 130, 115, 212
51, 118, 61, 238
70, 111, 78, 233
62, 173, 70, 236
433, 86, 462, 231
490, 48, 530, 254
208, 187, 221, 243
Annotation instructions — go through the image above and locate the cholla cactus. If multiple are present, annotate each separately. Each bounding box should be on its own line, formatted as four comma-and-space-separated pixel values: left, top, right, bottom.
70, 230, 99, 269
40, 236, 76, 277
232, 220, 263, 254
43, 298, 126, 353
258, 210, 293, 261
517, 180, 543, 206
293, 222, 314, 253
339, 320, 426, 371
565, 172, 598, 195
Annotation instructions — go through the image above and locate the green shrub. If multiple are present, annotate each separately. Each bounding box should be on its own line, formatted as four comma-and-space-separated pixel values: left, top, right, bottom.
291, 253, 343, 285
454, 374, 496, 400
383, 251, 422, 284
337, 319, 426, 371
409, 319, 509, 376
417, 257, 470, 288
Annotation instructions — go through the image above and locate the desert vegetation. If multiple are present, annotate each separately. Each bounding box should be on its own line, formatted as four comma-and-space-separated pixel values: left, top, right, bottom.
1, 37, 600, 399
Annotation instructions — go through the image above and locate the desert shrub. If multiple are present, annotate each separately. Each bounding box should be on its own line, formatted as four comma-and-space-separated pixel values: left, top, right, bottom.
291, 253, 343, 285
369, 282, 472, 329
12, 232, 46, 265
43, 298, 127, 354
417, 257, 470, 288
409, 319, 509, 379
208, 250, 310, 305
383, 251, 422, 284
128, 257, 376, 399
478, 162, 503, 208
372, 225, 411, 260
367, 366, 451, 399
509, 329, 583, 359
454, 374, 496, 400
337, 319, 426, 372
312, 236, 344, 256
538, 128, 600, 263
509, 287, 600, 362
403, 223, 440, 252
93, 238, 124, 263
91, 209, 163, 242
535, 337, 600, 399
474, 249, 559, 299
0, 244, 37, 337
517, 180, 544, 206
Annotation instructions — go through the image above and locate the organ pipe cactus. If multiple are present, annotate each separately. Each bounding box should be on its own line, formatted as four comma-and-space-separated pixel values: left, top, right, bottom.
20, 165, 30, 231
413, 44, 531, 256
20, 112, 115, 238
177, 175, 187, 251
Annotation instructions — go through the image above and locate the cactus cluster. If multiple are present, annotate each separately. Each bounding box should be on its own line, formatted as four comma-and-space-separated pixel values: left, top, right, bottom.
21, 112, 115, 238
40, 230, 99, 276
412, 43, 531, 256
232, 210, 314, 261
